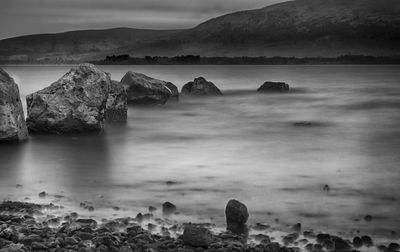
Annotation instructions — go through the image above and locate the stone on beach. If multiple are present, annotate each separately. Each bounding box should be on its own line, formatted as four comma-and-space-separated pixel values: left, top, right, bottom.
257, 81, 290, 92
225, 199, 249, 231
26, 63, 111, 134
0, 68, 28, 142
105, 80, 127, 122
120, 71, 176, 105
182, 224, 213, 247
181, 77, 223, 96
162, 202, 176, 215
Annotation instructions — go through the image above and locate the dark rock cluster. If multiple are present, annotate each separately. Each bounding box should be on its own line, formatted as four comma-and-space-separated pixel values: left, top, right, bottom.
2, 199, 391, 252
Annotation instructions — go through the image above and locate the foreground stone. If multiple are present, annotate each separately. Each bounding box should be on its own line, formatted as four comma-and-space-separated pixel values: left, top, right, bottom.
257, 81, 290, 92
225, 199, 249, 226
181, 77, 223, 96
162, 201, 176, 215
26, 63, 111, 134
120, 71, 177, 105
105, 80, 127, 122
0, 68, 28, 142
182, 224, 213, 247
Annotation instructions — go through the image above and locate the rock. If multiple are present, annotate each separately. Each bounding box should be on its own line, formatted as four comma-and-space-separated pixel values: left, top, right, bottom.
20, 234, 42, 245
364, 215, 373, 222
136, 213, 144, 222
181, 77, 222, 96
162, 202, 176, 215
75, 219, 97, 229
253, 234, 271, 243
75, 231, 94, 241
182, 224, 213, 247
291, 223, 301, 233
303, 230, 316, 238
26, 63, 111, 134
165, 82, 179, 101
361, 235, 373, 247
0, 68, 28, 142
332, 236, 351, 250
38, 191, 47, 198
353, 236, 363, 248
253, 223, 270, 230
389, 243, 400, 251
225, 199, 249, 226
120, 71, 174, 105
105, 80, 127, 122
282, 233, 299, 245
316, 233, 331, 244
31, 241, 47, 250
257, 81, 289, 92
65, 237, 78, 245
148, 206, 157, 212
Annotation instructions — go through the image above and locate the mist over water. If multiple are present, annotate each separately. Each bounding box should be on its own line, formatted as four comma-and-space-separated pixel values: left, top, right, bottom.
1, 65, 400, 240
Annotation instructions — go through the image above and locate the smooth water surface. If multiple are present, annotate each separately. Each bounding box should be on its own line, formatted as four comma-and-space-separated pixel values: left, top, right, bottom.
1, 65, 400, 240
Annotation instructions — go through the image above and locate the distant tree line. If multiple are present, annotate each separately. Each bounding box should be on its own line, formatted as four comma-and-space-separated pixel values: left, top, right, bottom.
2, 54, 400, 65
94, 54, 400, 65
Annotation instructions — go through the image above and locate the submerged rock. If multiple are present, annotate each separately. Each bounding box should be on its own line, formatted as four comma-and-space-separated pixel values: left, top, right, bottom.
26, 63, 111, 134
0, 68, 28, 142
182, 224, 213, 247
120, 71, 175, 105
257, 81, 290, 92
105, 80, 127, 122
181, 77, 222, 96
225, 199, 249, 231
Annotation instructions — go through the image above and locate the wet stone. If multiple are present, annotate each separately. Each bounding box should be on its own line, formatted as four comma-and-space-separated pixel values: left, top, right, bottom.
162, 202, 177, 215
361, 235, 373, 247
353, 236, 363, 248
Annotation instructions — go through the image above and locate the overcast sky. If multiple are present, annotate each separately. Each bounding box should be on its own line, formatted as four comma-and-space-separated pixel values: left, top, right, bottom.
0, 0, 287, 40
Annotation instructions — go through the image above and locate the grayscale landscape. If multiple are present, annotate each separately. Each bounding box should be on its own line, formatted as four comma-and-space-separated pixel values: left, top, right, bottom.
0, 0, 399, 252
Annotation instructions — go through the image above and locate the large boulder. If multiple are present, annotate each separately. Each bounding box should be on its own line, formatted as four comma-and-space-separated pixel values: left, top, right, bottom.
257, 81, 289, 92
181, 77, 222, 96
105, 80, 127, 122
182, 224, 213, 247
0, 68, 28, 142
26, 63, 111, 134
120, 71, 175, 105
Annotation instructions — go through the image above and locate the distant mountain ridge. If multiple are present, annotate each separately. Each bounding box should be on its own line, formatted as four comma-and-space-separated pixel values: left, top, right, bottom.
1, 0, 400, 62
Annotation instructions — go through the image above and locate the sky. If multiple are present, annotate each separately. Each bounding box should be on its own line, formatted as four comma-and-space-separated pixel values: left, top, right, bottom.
0, 0, 287, 40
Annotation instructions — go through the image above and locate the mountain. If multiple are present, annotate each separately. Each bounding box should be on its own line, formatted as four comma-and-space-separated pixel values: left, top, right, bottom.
1, 0, 400, 62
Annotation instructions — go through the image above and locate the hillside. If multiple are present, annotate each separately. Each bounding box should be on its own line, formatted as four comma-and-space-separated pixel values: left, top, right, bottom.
1, 0, 400, 62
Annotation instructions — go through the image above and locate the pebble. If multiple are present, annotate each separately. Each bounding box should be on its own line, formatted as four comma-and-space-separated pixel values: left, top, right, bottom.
291, 223, 301, 233
353, 236, 363, 248
361, 235, 374, 247
162, 202, 177, 215
38, 191, 47, 198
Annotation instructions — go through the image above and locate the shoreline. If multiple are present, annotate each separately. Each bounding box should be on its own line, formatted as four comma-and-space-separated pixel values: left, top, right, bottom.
0, 200, 398, 252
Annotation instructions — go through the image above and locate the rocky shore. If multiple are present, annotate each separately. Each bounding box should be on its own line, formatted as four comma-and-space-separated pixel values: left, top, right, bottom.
0, 200, 398, 252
